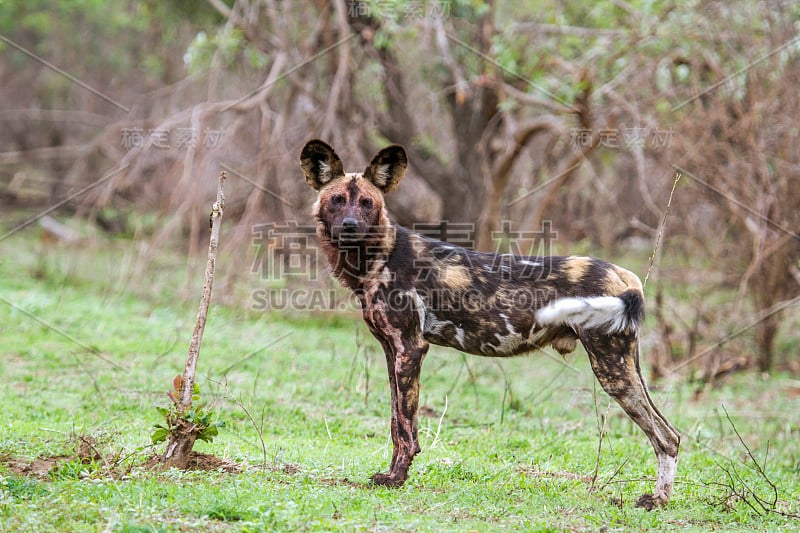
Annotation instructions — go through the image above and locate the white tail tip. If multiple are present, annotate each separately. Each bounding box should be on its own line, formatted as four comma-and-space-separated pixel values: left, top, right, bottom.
535, 295, 636, 334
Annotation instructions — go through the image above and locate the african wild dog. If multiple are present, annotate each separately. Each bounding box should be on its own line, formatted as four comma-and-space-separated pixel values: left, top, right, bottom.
300, 140, 680, 509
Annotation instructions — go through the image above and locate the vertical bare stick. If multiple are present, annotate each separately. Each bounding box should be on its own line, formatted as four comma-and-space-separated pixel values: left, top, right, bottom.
643, 172, 681, 288
177, 170, 226, 413
163, 171, 226, 466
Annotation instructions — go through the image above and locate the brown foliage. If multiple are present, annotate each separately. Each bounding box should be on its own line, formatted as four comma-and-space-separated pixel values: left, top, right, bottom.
2, 1, 798, 373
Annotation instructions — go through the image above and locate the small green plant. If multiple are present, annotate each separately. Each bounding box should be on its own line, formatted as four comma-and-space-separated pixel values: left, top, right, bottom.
50, 457, 97, 481
151, 375, 225, 445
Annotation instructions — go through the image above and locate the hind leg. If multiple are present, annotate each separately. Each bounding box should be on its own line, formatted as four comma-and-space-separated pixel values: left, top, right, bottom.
579, 330, 680, 509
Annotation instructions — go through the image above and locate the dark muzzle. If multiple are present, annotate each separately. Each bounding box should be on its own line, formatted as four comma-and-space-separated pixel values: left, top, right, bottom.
341, 217, 359, 232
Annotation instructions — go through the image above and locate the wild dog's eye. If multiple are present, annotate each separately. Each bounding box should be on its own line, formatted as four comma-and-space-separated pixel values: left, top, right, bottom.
359, 197, 373, 209
331, 194, 345, 206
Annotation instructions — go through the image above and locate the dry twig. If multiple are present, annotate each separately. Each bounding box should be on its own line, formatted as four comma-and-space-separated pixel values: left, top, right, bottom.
704, 406, 800, 519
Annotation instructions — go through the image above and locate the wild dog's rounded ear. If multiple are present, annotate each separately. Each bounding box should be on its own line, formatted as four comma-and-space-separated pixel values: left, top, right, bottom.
363, 145, 407, 193
300, 139, 344, 190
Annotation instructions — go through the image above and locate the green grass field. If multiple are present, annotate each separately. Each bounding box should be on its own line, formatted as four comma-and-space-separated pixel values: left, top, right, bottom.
1, 229, 799, 532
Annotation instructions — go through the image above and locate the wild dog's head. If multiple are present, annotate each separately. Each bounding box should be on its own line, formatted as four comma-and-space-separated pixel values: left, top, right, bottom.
300, 140, 407, 246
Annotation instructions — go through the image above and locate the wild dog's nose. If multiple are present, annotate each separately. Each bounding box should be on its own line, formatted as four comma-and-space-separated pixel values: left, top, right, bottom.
342, 218, 359, 232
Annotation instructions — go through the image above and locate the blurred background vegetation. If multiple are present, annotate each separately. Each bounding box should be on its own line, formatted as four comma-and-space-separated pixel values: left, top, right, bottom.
1, 0, 799, 377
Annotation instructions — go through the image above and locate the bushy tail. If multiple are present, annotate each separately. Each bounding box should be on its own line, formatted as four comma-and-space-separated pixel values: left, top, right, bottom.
535, 290, 644, 334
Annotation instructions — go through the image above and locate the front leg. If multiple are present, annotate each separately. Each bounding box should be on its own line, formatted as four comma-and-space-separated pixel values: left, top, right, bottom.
364, 295, 429, 487
372, 340, 427, 487
370, 336, 401, 484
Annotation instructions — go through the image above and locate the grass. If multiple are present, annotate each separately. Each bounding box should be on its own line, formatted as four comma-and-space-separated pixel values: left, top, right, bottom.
1, 226, 799, 531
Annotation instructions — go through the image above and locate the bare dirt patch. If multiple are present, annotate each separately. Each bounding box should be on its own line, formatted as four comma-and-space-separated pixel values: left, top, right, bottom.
318, 477, 367, 489
0, 435, 112, 480
1, 455, 71, 480
515, 466, 592, 483
143, 451, 242, 473
0, 433, 242, 481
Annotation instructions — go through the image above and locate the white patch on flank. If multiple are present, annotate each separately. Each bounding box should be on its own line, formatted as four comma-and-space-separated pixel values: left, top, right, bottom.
454, 327, 465, 347
422, 312, 448, 336
379, 266, 393, 286
411, 290, 426, 330
483, 332, 527, 355
526, 325, 549, 344
499, 314, 513, 333
483, 314, 529, 355
518, 260, 541, 267
422, 312, 466, 349
535, 296, 632, 333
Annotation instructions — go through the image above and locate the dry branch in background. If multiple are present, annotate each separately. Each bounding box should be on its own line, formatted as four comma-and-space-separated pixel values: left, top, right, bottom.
3, 1, 799, 373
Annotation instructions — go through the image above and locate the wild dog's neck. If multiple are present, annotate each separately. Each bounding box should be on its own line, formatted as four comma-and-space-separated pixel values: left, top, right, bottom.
317, 225, 396, 290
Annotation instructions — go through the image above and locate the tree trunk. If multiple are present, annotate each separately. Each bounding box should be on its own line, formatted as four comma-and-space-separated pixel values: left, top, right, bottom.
755, 318, 777, 372
163, 419, 199, 469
